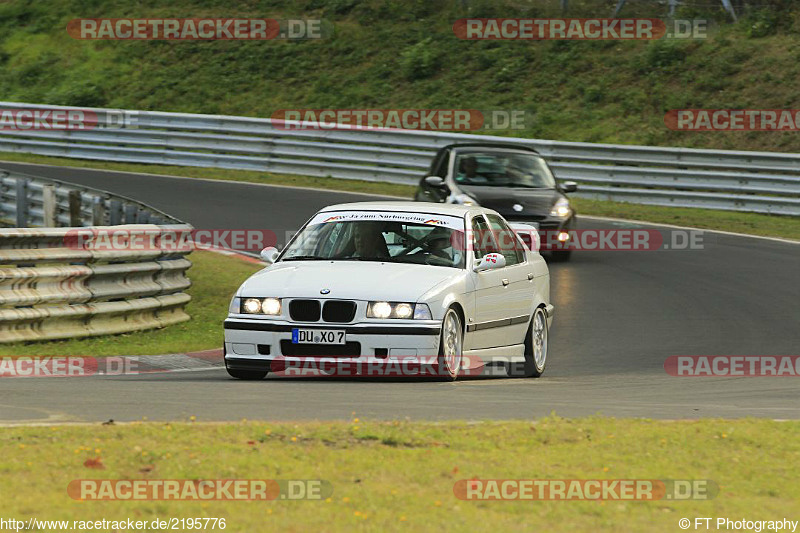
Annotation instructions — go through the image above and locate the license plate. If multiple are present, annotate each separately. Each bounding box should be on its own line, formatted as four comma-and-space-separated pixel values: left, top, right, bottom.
291, 328, 346, 345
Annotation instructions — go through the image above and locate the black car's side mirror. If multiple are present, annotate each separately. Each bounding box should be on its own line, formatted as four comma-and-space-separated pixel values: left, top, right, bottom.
561, 181, 578, 193
424, 176, 449, 190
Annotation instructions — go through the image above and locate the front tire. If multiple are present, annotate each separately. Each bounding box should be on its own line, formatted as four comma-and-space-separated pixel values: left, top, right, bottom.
437, 307, 463, 381
509, 306, 548, 378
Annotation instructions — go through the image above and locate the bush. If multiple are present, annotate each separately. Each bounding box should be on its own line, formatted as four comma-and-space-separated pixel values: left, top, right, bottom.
641, 40, 688, 70
400, 38, 440, 81
745, 9, 780, 38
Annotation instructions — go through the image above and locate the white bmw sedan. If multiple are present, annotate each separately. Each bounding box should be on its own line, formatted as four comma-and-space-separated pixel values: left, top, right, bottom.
223, 201, 553, 381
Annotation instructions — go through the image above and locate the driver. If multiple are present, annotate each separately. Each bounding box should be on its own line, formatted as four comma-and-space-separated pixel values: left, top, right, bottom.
456, 156, 482, 182
422, 226, 457, 265
352, 223, 389, 259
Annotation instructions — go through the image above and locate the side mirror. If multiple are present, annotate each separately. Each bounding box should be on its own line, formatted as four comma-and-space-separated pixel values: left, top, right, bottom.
473, 253, 506, 272
561, 181, 578, 193
424, 176, 448, 189
260, 246, 280, 265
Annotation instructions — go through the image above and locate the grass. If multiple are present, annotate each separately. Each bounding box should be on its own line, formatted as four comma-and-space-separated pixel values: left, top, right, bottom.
1, 0, 800, 153
571, 197, 800, 240
3, 152, 799, 241
2, 417, 799, 531
0, 250, 261, 357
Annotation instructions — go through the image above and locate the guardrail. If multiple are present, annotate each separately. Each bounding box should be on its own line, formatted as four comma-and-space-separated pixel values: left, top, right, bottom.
0, 168, 192, 343
0, 101, 799, 215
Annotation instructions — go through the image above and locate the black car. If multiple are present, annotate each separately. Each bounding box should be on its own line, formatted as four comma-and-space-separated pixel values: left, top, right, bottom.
414, 143, 578, 261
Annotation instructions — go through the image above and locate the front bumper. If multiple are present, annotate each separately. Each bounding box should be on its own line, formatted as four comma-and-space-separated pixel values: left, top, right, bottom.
223, 318, 442, 364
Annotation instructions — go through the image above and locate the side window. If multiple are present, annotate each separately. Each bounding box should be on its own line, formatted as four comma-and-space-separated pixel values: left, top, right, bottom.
486, 214, 524, 266
471, 215, 498, 259
433, 149, 450, 177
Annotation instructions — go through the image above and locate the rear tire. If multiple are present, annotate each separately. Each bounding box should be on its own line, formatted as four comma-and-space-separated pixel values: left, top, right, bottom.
437, 308, 463, 381
509, 307, 548, 378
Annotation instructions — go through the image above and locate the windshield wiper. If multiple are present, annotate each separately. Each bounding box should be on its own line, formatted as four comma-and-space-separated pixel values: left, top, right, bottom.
282, 255, 326, 261
336, 256, 390, 262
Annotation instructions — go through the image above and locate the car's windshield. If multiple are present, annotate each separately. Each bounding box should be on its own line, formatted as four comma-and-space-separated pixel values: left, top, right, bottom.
281, 211, 466, 268
454, 151, 557, 188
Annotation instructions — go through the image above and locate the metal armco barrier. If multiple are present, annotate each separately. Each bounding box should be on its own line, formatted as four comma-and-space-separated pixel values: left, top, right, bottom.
0, 101, 799, 215
0, 168, 193, 343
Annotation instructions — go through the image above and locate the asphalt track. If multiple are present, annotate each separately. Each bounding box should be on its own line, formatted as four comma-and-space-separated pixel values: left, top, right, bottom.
1, 161, 798, 424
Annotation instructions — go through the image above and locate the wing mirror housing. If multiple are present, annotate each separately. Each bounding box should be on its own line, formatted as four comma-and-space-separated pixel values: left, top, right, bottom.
260, 247, 280, 265
561, 181, 578, 193
424, 176, 449, 190
473, 253, 506, 272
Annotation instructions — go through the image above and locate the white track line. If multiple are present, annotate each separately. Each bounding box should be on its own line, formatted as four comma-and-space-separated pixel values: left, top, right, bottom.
582, 215, 800, 245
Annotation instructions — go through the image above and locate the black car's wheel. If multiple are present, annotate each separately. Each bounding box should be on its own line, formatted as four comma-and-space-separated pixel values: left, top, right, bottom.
437, 307, 463, 381
509, 307, 548, 378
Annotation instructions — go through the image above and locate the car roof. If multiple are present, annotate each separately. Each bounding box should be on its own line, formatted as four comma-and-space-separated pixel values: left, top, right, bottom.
319, 201, 485, 218
439, 142, 541, 155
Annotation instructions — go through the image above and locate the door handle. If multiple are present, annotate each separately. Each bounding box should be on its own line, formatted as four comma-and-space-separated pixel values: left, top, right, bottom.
527, 273, 534, 280
502, 278, 509, 286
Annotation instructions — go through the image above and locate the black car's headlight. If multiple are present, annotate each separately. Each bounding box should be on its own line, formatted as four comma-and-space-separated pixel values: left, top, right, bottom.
367, 301, 432, 320
549, 198, 572, 218
237, 297, 282, 315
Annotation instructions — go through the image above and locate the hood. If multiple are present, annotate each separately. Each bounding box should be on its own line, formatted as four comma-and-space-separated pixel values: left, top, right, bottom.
459, 186, 562, 217
238, 261, 460, 301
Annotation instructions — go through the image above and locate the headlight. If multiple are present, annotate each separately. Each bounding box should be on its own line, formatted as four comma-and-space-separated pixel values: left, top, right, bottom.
241, 297, 282, 315
229, 296, 241, 314
452, 193, 477, 206
368, 301, 393, 318
394, 303, 413, 319
367, 301, 431, 320
549, 198, 572, 218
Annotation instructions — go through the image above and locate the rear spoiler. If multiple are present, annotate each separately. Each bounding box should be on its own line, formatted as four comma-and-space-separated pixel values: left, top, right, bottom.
509, 222, 540, 253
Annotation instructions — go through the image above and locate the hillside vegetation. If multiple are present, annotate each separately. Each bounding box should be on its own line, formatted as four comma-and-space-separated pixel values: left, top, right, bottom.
0, 0, 799, 152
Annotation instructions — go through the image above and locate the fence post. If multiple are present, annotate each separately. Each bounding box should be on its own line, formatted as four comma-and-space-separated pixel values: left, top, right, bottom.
124, 204, 138, 224
91, 196, 106, 225
15, 178, 29, 228
42, 184, 57, 227
68, 190, 82, 227
109, 199, 123, 225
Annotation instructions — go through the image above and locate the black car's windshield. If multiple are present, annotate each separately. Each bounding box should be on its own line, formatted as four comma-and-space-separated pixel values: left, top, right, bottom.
454, 151, 557, 188
281, 211, 466, 268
